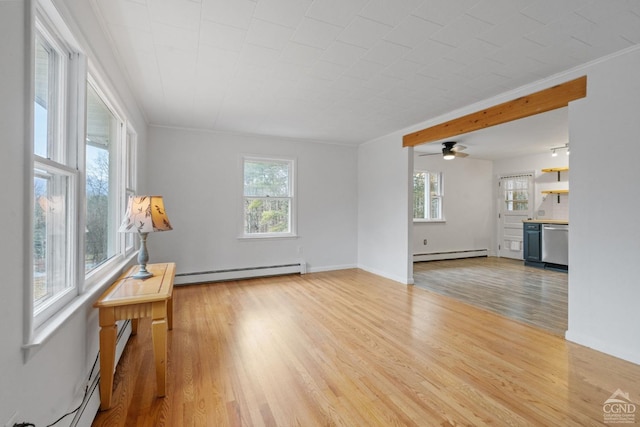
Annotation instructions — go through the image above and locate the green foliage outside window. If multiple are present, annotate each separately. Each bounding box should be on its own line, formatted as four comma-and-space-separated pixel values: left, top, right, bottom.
243, 159, 292, 234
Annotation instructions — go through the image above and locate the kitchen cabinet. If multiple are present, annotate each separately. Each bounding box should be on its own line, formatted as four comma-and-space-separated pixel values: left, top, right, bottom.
523, 220, 569, 271
523, 222, 543, 267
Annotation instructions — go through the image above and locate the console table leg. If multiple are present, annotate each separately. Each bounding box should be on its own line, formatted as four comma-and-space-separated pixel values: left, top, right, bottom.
98, 310, 117, 410
167, 295, 173, 331
151, 301, 168, 397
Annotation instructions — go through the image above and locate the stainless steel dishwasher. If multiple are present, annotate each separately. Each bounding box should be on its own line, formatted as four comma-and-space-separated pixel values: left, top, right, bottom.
541, 223, 569, 265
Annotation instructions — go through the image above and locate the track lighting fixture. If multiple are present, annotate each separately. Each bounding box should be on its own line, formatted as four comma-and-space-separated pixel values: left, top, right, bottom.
550, 143, 569, 157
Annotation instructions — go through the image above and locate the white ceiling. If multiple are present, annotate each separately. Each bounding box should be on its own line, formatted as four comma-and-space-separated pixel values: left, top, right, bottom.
92, 0, 640, 145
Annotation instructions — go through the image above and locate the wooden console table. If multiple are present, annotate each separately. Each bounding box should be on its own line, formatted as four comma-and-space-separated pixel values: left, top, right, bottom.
94, 262, 175, 410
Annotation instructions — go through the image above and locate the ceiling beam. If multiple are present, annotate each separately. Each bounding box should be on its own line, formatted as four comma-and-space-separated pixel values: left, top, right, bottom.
403, 76, 587, 147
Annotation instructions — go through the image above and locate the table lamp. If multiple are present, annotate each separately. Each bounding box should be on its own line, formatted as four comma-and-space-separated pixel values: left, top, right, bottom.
118, 195, 173, 279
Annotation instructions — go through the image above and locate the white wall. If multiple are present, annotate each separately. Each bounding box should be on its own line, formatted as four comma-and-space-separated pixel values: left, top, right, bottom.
0, 1, 31, 424
357, 136, 413, 284
146, 126, 358, 277
565, 46, 640, 364
0, 1, 148, 425
412, 154, 493, 256
494, 151, 570, 222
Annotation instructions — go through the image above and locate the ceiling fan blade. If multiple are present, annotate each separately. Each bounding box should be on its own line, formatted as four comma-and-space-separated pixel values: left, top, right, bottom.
454, 151, 469, 158
418, 152, 440, 157
452, 144, 467, 152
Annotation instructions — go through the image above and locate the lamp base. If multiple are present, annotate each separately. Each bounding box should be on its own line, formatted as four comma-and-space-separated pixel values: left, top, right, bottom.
134, 232, 153, 279
132, 265, 153, 280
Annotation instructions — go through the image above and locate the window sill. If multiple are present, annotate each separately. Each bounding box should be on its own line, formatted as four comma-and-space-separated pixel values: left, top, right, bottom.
238, 233, 299, 241
22, 253, 137, 362
413, 219, 446, 223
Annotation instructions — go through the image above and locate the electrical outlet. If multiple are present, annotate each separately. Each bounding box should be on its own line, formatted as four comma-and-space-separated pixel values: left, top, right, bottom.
423, 239, 428, 245
4, 412, 17, 427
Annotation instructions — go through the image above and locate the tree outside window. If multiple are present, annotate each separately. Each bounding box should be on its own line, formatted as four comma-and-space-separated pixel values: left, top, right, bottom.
413, 171, 444, 221
243, 158, 294, 236
85, 83, 119, 272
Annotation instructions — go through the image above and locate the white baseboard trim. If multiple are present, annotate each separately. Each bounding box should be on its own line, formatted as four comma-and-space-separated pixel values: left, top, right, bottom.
306, 264, 357, 273
174, 261, 307, 285
565, 330, 640, 366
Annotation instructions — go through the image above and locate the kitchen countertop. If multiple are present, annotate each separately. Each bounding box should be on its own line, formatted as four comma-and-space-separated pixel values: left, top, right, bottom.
523, 219, 569, 225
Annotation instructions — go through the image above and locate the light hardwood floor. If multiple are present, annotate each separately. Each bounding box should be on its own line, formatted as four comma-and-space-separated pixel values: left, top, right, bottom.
413, 257, 568, 335
93, 269, 639, 426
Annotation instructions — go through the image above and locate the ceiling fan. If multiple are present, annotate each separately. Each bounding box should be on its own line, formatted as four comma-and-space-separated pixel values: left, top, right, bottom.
419, 141, 469, 160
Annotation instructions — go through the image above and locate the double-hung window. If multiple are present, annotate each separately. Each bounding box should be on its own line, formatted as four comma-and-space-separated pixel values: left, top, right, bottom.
413, 170, 444, 221
30, 4, 137, 334
33, 17, 79, 326
242, 157, 295, 237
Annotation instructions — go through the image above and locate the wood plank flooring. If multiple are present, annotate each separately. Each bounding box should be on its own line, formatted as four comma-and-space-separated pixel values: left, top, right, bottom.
413, 257, 568, 335
92, 269, 640, 426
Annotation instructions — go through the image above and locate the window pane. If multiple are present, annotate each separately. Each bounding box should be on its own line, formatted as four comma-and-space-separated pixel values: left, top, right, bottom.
244, 198, 290, 234
34, 35, 53, 159
85, 84, 118, 272
34, 170, 72, 311
413, 172, 426, 219
503, 176, 529, 211
431, 197, 440, 219
244, 160, 290, 197
429, 172, 440, 195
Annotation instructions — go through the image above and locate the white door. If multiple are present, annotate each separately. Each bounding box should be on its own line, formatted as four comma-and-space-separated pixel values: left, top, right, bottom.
498, 173, 534, 259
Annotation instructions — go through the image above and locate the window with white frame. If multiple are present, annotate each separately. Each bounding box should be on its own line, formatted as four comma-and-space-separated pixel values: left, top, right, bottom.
31, 7, 136, 330
242, 157, 295, 236
501, 175, 531, 211
33, 18, 79, 325
413, 170, 444, 221
85, 81, 122, 272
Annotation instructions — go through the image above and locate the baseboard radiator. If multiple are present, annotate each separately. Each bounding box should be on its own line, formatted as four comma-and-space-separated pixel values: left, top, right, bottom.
413, 249, 488, 262
73, 320, 132, 427
174, 261, 307, 285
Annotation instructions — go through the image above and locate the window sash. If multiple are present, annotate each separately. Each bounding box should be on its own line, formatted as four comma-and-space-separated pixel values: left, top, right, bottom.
32, 161, 77, 325
34, 22, 69, 165
243, 197, 292, 235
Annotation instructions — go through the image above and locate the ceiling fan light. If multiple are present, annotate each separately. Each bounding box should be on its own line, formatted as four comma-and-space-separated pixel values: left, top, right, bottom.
443, 149, 455, 160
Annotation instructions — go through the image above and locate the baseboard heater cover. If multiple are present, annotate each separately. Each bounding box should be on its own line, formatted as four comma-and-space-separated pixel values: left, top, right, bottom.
174, 261, 307, 285
413, 249, 488, 262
